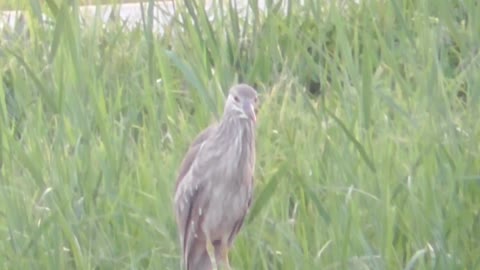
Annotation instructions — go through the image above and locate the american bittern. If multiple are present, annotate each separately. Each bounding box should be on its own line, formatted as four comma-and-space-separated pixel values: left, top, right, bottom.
174, 84, 258, 270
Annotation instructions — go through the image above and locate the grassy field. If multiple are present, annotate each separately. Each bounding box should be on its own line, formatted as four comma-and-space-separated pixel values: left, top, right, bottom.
1, 0, 479, 269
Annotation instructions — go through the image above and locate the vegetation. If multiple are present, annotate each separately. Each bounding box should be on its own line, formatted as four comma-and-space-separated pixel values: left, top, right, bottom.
1, 0, 479, 269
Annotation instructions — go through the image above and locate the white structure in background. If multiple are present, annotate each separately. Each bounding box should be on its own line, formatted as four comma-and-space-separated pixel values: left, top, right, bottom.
1, 0, 361, 33
0, 0, 267, 34
0, 0, 355, 33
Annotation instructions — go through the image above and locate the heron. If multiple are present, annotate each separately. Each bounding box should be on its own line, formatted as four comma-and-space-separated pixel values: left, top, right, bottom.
174, 84, 258, 270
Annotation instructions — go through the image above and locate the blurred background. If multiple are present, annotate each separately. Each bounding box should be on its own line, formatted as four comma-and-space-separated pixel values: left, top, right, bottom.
0, 0, 479, 269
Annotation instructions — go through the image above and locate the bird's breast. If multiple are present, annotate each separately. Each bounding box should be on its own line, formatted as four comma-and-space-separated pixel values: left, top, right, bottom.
201, 124, 255, 184
192, 127, 255, 239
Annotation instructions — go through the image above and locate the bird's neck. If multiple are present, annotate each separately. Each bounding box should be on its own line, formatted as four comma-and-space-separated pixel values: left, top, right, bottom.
217, 116, 255, 142
214, 116, 256, 164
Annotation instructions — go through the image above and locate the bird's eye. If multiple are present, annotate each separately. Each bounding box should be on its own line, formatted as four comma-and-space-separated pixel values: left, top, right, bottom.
233, 95, 239, 102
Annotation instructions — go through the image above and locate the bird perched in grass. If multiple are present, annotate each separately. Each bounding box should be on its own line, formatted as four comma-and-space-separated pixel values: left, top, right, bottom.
174, 84, 258, 270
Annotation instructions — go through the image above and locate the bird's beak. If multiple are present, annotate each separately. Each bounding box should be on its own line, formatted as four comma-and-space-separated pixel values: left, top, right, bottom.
243, 101, 256, 123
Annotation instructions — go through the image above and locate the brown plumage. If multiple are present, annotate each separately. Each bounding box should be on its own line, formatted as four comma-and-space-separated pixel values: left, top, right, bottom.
174, 84, 258, 270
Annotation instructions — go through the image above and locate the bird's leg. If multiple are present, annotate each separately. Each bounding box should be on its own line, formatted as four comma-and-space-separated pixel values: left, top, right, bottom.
223, 247, 231, 269
205, 238, 218, 270
214, 242, 231, 270
221, 247, 231, 270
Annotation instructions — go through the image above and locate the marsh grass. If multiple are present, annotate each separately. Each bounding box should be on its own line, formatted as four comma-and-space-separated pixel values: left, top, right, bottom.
1, 0, 479, 269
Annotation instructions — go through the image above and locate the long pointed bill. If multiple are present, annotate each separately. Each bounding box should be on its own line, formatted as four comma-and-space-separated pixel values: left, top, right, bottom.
243, 101, 256, 123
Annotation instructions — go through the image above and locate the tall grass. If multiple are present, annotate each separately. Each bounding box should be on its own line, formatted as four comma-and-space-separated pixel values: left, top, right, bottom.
1, 0, 479, 269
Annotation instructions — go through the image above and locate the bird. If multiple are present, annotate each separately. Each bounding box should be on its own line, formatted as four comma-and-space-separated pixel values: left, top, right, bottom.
174, 84, 258, 270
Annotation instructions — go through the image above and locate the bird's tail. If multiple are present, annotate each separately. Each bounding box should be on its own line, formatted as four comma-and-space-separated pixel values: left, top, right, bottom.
184, 235, 212, 270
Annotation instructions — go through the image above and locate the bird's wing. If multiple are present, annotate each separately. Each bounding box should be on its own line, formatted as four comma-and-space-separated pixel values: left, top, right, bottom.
227, 175, 254, 247
174, 123, 217, 269
175, 123, 217, 191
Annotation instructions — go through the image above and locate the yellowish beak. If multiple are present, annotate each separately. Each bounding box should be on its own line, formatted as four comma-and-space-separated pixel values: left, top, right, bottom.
242, 101, 256, 123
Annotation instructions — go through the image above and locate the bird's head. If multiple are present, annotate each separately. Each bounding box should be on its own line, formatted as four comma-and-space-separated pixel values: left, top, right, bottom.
224, 84, 258, 123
